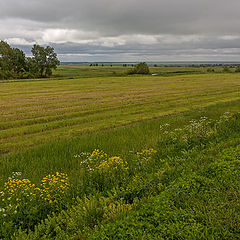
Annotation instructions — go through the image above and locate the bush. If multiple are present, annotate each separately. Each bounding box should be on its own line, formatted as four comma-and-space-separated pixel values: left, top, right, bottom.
223, 66, 230, 72
235, 66, 240, 72
15, 196, 133, 240
127, 62, 150, 75
0, 172, 71, 239
207, 68, 215, 72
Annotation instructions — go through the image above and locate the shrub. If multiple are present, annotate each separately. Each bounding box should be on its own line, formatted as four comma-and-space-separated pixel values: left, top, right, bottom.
207, 68, 215, 72
223, 66, 230, 72
235, 66, 240, 72
15, 196, 133, 240
127, 62, 150, 75
0, 172, 70, 238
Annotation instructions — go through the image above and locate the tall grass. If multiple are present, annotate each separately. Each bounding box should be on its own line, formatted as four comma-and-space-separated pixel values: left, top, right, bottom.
0, 100, 239, 183
1, 110, 238, 239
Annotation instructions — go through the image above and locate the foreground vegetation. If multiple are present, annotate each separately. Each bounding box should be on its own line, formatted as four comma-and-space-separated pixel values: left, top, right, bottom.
0, 110, 239, 239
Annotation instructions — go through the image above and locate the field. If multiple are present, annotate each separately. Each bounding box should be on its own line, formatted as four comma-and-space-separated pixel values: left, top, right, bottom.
1, 66, 239, 154
0, 66, 239, 239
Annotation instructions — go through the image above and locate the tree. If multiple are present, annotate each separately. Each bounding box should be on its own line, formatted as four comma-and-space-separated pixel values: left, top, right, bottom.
134, 62, 150, 74
0, 41, 27, 79
0, 41, 13, 72
31, 44, 60, 78
127, 62, 150, 75
0, 41, 60, 79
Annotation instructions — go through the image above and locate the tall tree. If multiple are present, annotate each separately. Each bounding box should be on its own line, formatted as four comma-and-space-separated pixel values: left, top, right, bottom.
0, 40, 27, 78
31, 44, 60, 78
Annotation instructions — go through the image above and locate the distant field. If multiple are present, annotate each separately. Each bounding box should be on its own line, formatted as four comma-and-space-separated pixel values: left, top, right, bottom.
0, 66, 240, 154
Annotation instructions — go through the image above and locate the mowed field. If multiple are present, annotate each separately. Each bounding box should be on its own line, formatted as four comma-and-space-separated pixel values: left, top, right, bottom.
0, 66, 240, 154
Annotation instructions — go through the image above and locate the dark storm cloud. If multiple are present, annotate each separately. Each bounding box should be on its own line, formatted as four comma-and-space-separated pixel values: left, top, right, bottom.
1, 0, 240, 35
1, 0, 240, 61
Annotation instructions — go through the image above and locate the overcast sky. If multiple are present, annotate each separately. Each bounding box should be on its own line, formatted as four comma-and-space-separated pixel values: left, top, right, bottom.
1, 0, 240, 62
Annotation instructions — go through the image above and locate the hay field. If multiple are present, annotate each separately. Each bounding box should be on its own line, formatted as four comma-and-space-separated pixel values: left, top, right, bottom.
0, 67, 239, 154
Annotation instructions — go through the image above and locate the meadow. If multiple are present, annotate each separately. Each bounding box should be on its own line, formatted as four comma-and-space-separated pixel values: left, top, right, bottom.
0, 66, 239, 154
0, 65, 239, 239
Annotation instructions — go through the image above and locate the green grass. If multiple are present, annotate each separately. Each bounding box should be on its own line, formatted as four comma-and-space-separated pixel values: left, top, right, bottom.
12, 111, 240, 240
0, 99, 239, 183
88, 116, 240, 239
0, 66, 239, 154
0, 66, 240, 239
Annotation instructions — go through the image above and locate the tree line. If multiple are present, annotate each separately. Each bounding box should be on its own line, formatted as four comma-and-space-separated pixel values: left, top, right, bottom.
0, 41, 60, 80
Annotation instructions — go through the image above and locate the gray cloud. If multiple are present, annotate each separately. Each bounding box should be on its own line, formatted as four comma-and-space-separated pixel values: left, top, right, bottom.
1, 0, 240, 61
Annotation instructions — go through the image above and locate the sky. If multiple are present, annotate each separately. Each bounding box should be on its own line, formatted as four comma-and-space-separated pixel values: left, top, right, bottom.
1, 0, 240, 62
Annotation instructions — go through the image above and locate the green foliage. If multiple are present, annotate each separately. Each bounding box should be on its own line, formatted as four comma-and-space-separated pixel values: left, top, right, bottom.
127, 62, 150, 75
235, 66, 240, 72
0, 41, 27, 79
89, 116, 240, 239
31, 44, 60, 78
15, 196, 132, 240
90, 194, 206, 240
0, 112, 235, 239
223, 66, 231, 72
0, 173, 71, 239
0, 40, 59, 79
207, 68, 215, 72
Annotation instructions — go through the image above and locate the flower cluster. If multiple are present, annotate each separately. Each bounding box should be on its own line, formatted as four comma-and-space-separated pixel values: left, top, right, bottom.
74, 152, 91, 158
8, 171, 22, 180
2, 178, 37, 202
136, 148, 157, 162
87, 149, 108, 170
218, 112, 231, 123
188, 116, 208, 132
97, 156, 128, 171
40, 172, 70, 203
0, 172, 70, 206
87, 149, 128, 172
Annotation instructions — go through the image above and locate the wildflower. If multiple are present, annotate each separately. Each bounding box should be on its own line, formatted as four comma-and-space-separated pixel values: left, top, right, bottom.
97, 156, 128, 171
136, 148, 157, 162
40, 172, 70, 202
87, 149, 108, 170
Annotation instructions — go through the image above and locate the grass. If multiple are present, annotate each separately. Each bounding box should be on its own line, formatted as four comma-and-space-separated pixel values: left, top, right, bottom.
88, 115, 240, 239
0, 66, 239, 239
0, 99, 239, 183
10, 111, 240, 239
0, 66, 239, 154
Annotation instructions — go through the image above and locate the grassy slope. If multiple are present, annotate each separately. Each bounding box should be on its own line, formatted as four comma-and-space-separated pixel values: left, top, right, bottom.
14, 111, 240, 240
0, 66, 240, 154
89, 114, 240, 239
90, 140, 240, 239
0, 100, 239, 183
